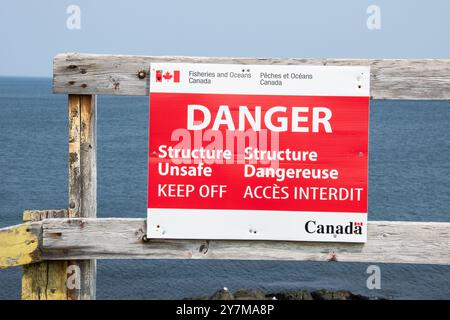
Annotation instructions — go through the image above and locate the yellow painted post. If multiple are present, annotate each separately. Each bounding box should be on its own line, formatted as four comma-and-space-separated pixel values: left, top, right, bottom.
20, 94, 97, 300
21, 209, 68, 300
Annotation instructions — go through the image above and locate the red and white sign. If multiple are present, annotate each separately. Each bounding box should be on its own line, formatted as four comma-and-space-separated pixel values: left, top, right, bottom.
148, 63, 370, 242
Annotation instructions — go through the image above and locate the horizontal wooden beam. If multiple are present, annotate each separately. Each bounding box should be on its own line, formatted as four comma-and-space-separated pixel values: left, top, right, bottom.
53, 53, 450, 99
0, 222, 41, 269
40, 218, 450, 265
2, 218, 449, 267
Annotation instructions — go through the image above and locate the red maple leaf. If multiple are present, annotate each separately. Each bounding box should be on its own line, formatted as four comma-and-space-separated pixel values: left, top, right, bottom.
163, 71, 173, 81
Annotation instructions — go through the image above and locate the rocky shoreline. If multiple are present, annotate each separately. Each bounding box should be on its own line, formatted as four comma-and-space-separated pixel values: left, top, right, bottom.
189, 288, 385, 300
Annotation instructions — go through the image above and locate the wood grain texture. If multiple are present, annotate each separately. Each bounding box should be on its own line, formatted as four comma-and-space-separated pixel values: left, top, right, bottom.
68, 95, 97, 300
68, 95, 82, 218
0, 222, 40, 269
53, 53, 450, 99
38, 218, 450, 265
21, 209, 68, 300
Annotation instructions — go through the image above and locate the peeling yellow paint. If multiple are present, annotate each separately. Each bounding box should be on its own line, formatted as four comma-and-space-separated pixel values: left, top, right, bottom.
0, 223, 40, 268
22, 211, 34, 222
46, 261, 68, 300
22, 261, 68, 300
20, 209, 69, 300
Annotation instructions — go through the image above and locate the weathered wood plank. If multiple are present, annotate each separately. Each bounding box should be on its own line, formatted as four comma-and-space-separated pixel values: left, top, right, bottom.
0, 222, 40, 269
68, 95, 82, 217
39, 218, 450, 265
22, 260, 50, 299
68, 95, 97, 300
53, 53, 450, 99
3, 217, 450, 265
22, 258, 68, 300
21, 209, 68, 300
79, 94, 97, 300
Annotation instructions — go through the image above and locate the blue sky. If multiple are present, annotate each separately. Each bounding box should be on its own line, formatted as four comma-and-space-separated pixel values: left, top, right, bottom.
0, 0, 449, 77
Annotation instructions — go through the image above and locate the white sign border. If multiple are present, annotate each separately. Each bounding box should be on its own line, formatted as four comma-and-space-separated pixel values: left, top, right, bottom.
147, 209, 367, 243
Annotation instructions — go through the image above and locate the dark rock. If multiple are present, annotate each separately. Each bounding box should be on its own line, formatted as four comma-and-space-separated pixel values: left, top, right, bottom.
233, 288, 266, 300
311, 289, 369, 300
268, 290, 313, 300
209, 288, 234, 300
187, 287, 375, 300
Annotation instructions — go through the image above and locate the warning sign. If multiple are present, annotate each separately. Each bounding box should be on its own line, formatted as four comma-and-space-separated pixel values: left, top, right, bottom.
148, 63, 370, 242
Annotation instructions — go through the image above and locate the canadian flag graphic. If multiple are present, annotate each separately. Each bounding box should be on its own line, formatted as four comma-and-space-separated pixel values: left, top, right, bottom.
156, 70, 180, 83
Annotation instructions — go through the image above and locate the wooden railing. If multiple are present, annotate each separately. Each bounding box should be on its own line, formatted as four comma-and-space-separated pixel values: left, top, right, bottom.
1, 53, 450, 300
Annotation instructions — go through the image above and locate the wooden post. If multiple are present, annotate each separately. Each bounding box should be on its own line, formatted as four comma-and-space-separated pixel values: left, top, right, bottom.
19, 94, 97, 300
68, 94, 97, 300
21, 209, 68, 300
20, 94, 97, 300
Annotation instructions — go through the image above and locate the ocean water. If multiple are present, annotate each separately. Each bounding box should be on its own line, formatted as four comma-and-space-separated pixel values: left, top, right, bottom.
0, 77, 449, 299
